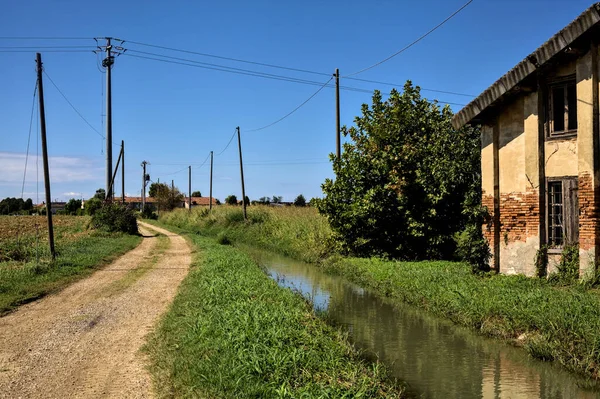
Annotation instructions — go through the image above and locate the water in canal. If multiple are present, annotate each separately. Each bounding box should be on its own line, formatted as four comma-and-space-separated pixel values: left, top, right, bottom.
245, 248, 600, 399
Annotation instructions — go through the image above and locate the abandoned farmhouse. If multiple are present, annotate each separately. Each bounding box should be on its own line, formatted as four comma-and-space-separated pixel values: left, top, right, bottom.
452, 4, 600, 276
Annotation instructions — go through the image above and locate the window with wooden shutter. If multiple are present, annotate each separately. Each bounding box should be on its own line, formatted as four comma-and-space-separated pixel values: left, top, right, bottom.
547, 177, 579, 248
548, 77, 577, 138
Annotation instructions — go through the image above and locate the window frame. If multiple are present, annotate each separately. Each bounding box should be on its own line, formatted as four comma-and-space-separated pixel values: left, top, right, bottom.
547, 75, 578, 139
545, 176, 579, 252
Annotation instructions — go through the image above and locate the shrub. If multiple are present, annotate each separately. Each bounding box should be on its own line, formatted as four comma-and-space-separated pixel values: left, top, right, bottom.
84, 197, 102, 216
140, 207, 158, 220
548, 244, 579, 285
91, 203, 138, 235
454, 224, 491, 273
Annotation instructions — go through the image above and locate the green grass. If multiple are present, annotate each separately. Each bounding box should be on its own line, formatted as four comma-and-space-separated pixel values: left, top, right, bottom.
156, 207, 600, 381
0, 217, 142, 315
144, 231, 404, 398
159, 206, 333, 263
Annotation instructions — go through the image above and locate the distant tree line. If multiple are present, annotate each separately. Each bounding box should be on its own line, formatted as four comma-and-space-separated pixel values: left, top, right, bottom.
0, 197, 34, 215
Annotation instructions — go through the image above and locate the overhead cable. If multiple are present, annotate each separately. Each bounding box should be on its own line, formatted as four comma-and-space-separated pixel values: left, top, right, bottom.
247, 77, 333, 132
43, 70, 105, 138
344, 0, 474, 77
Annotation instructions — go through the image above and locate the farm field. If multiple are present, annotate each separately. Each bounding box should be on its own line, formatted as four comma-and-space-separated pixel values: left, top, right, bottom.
0, 215, 141, 314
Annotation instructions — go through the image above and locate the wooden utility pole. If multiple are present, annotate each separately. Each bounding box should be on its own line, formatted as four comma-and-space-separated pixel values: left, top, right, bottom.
107, 144, 123, 202
237, 126, 247, 220
188, 166, 191, 213
157, 177, 160, 217
335, 68, 341, 160
36, 53, 55, 259
209, 151, 214, 212
141, 161, 148, 212
104, 38, 114, 200
171, 179, 174, 206
121, 140, 125, 204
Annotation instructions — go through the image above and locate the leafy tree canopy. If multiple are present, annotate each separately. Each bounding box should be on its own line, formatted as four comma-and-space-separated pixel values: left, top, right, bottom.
225, 195, 238, 205
272, 196, 283, 204
0, 197, 34, 215
191, 191, 202, 197
294, 194, 306, 207
94, 188, 106, 200
150, 183, 184, 211
316, 82, 484, 261
64, 199, 82, 215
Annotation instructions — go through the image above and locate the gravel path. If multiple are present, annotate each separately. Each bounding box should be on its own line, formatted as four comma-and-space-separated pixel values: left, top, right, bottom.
0, 222, 191, 398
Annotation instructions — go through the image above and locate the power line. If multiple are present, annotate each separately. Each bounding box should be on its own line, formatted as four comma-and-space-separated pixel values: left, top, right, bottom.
0, 50, 94, 53
344, 0, 474, 77
42, 70, 105, 139
123, 52, 330, 87
345, 76, 475, 97
123, 52, 465, 106
22, 82, 38, 199
124, 39, 330, 77
216, 129, 238, 156
0, 36, 92, 40
247, 77, 333, 132
193, 152, 211, 170
0, 45, 95, 49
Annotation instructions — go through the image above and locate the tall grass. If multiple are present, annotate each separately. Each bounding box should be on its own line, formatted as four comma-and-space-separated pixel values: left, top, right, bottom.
0, 216, 141, 314
159, 206, 333, 263
145, 231, 403, 398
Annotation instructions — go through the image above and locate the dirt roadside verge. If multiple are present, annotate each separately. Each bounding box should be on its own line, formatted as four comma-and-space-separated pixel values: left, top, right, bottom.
0, 222, 191, 398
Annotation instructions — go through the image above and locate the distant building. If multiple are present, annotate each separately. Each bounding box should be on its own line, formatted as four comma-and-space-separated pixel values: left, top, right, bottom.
36, 201, 66, 215
183, 196, 218, 209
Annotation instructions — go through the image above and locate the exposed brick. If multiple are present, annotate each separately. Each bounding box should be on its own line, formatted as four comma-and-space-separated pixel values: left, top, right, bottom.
579, 172, 599, 251
482, 189, 539, 249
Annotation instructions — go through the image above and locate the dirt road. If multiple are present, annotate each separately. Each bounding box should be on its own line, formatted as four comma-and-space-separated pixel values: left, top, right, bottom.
0, 222, 190, 398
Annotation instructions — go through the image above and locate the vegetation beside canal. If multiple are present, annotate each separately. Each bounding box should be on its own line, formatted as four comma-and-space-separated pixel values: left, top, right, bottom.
0, 216, 142, 315
144, 228, 404, 398
159, 206, 600, 380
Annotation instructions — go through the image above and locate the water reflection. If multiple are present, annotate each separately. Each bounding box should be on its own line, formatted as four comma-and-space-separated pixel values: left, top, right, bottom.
250, 248, 599, 399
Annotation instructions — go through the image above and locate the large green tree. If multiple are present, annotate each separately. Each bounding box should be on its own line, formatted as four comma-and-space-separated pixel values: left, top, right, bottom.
317, 82, 484, 261
149, 183, 184, 211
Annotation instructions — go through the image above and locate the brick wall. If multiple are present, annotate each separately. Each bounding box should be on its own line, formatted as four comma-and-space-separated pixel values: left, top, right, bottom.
579, 172, 598, 251
481, 190, 539, 246
499, 191, 540, 243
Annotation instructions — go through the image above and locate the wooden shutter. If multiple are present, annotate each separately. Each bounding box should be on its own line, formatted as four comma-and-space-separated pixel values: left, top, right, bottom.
564, 178, 579, 245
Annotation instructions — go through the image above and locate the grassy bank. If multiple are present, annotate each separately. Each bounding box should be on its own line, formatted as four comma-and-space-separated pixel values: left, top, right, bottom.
0, 216, 141, 314
144, 229, 403, 398
157, 207, 600, 380
159, 206, 332, 263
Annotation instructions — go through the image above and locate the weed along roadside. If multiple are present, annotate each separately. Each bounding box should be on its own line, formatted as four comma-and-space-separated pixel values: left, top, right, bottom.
0, 211, 141, 314
157, 206, 600, 383
143, 224, 404, 398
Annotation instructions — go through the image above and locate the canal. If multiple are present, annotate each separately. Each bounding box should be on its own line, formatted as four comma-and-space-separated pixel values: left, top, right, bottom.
245, 248, 600, 399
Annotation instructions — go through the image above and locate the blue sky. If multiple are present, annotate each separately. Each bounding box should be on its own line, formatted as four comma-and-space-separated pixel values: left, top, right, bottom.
0, 0, 594, 204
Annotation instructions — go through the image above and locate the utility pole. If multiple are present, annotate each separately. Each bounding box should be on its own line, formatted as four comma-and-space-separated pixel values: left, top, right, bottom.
141, 161, 148, 212
157, 177, 160, 217
237, 126, 247, 220
171, 179, 174, 206
335, 68, 341, 160
103, 38, 114, 200
36, 53, 55, 259
209, 150, 214, 212
121, 140, 125, 204
188, 166, 191, 213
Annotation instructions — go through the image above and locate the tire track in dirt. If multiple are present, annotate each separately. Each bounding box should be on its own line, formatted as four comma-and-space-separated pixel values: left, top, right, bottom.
0, 222, 191, 398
